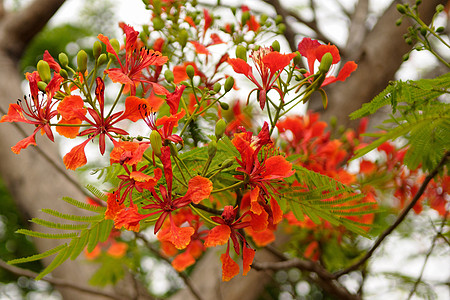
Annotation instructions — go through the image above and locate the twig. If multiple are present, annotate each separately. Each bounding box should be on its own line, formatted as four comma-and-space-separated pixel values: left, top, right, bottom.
334, 151, 450, 278
407, 211, 448, 299
135, 232, 204, 300
0, 259, 123, 300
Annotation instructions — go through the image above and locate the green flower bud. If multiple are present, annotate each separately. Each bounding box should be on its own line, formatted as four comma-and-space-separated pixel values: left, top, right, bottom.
230, 7, 237, 15
150, 130, 162, 157
436, 26, 445, 33
110, 39, 120, 54
98, 53, 107, 65
271, 40, 280, 52
76, 50, 88, 73
37, 81, 47, 92
254, 45, 260, 51
278, 24, 286, 34
260, 14, 268, 24
405, 37, 413, 45
153, 17, 165, 30
137, 136, 143, 141
402, 53, 410, 61
37, 60, 51, 83
318, 52, 333, 73
436, 4, 444, 13
420, 27, 427, 36
186, 65, 195, 79
299, 68, 308, 74
179, 29, 188, 48
58, 53, 69, 68
220, 158, 234, 168
241, 11, 250, 25
139, 31, 148, 44
275, 15, 283, 25
415, 0, 422, 5
180, 81, 190, 87
224, 76, 234, 92
213, 82, 221, 93
236, 45, 247, 61
164, 70, 174, 82
59, 69, 68, 79
395, 18, 402, 26
396, 4, 406, 14
169, 143, 178, 157
293, 51, 301, 66
219, 101, 229, 110
208, 140, 217, 158
142, 24, 150, 35
93, 41, 102, 60
215, 119, 227, 140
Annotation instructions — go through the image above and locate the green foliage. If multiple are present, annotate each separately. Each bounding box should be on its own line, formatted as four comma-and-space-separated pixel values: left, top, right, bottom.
350, 73, 450, 172
21, 24, 92, 73
7, 196, 112, 281
281, 165, 376, 237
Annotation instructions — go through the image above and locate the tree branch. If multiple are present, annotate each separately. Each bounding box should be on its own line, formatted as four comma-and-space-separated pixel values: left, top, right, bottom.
0, 259, 124, 300
0, 0, 65, 59
135, 232, 204, 300
334, 151, 450, 278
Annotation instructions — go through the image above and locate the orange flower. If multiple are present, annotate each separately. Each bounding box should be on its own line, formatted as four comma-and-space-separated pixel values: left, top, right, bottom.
228, 47, 296, 109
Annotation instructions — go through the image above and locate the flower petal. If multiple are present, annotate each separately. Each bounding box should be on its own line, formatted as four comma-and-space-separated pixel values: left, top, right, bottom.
186, 176, 213, 204
204, 225, 231, 247
242, 243, 255, 276
220, 251, 240, 281
228, 58, 252, 76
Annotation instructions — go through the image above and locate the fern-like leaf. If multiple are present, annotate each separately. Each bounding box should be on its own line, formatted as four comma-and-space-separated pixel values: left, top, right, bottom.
62, 196, 106, 213
30, 218, 89, 230
16, 229, 78, 239
41, 208, 104, 222
7, 244, 67, 265
85, 184, 109, 202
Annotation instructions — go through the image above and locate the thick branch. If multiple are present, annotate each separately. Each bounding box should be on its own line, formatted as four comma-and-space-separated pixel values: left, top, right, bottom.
0, 0, 65, 59
334, 151, 450, 277
0, 259, 123, 300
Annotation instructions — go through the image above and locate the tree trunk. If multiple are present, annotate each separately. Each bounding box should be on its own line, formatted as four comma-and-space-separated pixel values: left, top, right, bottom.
0, 1, 149, 299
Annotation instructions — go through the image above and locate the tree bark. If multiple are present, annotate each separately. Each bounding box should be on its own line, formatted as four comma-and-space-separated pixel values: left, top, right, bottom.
309, 0, 446, 129
0, 1, 149, 299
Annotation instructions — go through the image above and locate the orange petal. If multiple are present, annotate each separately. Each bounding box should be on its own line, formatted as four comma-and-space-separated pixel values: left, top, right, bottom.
168, 226, 195, 250
270, 198, 283, 225
105, 192, 125, 220
262, 52, 296, 74
190, 41, 210, 55
63, 140, 89, 170
172, 251, 196, 272
56, 118, 82, 138
107, 242, 128, 258
228, 58, 252, 76
220, 251, 239, 281
204, 225, 231, 247
11, 134, 37, 154
263, 156, 294, 180
249, 187, 263, 215
186, 176, 213, 204
123, 96, 147, 122
242, 244, 255, 276
58, 95, 86, 120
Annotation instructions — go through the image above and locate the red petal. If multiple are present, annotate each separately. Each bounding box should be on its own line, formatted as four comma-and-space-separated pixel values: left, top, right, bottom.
315, 44, 340, 64
43, 50, 61, 72
190, 41, 210, 55
105, 193, 125, 220
204, 225, 231, 247
0, 104, 28, 123
228, 58, 252, 76
56, 118, 82, 138
172, 251, 196, 272
262, 155, 294, 180
123, 96, 147, 122
186, 176, 213, 204
335, 61, 357, 82
58, 95, 86, 120
11, 133, 37, 154
297, 38, 321, 72
168, 226, 195, 250
242, 243, 255, 276
262, 52, 296, 73
220, 251, 240, 281
63, 139, 90, 170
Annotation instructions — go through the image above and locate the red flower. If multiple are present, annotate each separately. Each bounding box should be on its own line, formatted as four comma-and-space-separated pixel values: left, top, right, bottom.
297, 38, 357, 87
204, 206, 255, 281
228, 47, 296, 109
63, 77, 138, 170
232, 122, 294, 220
98, 24, 168, 96
0, 72, 64, 153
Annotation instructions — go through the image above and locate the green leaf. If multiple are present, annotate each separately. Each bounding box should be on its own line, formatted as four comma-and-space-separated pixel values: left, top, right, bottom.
41, 208, 104, 222
36, 245, 71, 280
16, 229, 78, 239
30, 218, 89, 231
87, 223, 101, 253
7, 244, 67, 265
62, 196, 106, 213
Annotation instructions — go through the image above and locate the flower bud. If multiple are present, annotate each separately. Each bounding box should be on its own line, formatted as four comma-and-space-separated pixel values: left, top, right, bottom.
37, 81, 47, 91
260, 14, 268, 24
153, 17, 165, 30
220, 158, 234, 168
97, 53, 107, 65
293, 51, 301, 66
213, 82, 221, 93
224, 76, 234, 92
59, 69, 68, 79
208, 140, 217, 158
278, 24, 286, 34
142, 25, 150, 35
93, 41, 102, 60
164, 70, 174, 82
58, 53, 69, 68
150, 130, 162, 157
179, 29, 188, 48
215, 119, 226, 140
110, 39, 120, 54
37, 60, 51, 83
396, 4, 406, 14
169, 143, 178, 157
241, 11, 250, 25
402, 53, 410, 61
318, 52, 333, 73
236, 45, 247, 61
76, 50, 88, 73
139, 32, 148, 44
275, 15, 283, 25
436, 26, 445, 33
420, 27, 427, 37
395, 18, 402, 26
436, 4, 444, 13
186, 65, 195, 79
271, 40, 280, 52
230, 7, 237, 15
219, 101, 229, 110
